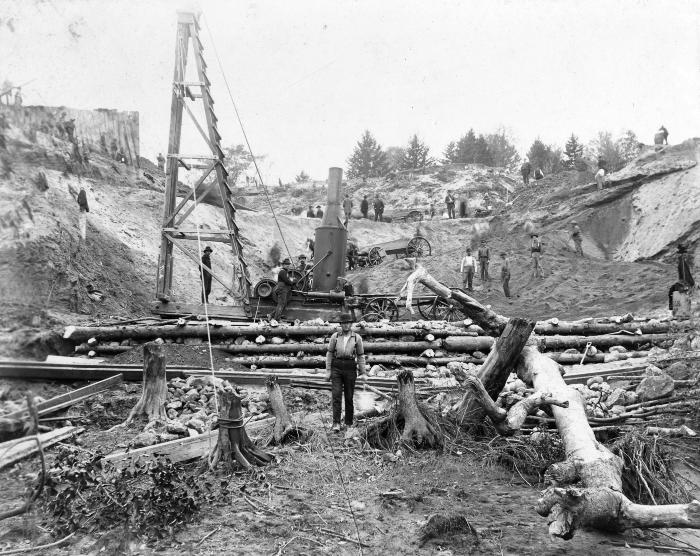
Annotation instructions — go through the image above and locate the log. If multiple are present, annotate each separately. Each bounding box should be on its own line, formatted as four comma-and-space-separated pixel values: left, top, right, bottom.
212, 389, 273, 470
444, 333, 676, 352
534, 321, 675, 336
64, 323, 476, 342
517, 345, 700, 538
222, 340, 450, 354
453, 317, 535, 429
126, 341, 168, 423
214, 354, 483, 367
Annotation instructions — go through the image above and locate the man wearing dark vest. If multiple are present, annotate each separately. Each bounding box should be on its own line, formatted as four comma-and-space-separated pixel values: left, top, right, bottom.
325, 313, 367, 432
200, 246, 213, 303
477, 240, 490, 281
668, 244, 694, 310
272, 258, 295, 320
360, 195, 369, 219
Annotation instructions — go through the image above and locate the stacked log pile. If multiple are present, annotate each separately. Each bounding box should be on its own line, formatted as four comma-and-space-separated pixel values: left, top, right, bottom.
63, 317, 690, 383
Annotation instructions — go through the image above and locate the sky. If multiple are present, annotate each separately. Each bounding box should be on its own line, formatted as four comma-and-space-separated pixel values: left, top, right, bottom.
1, 0, 699, 182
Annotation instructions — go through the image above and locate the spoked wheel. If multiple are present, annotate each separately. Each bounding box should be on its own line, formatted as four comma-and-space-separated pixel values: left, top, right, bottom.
430, 298, 467, 322
406, 235, 431, 258
404, 210, 424, 223
368, 247, 384, 266
362, 297, 399, 322
253, 279, 277, 298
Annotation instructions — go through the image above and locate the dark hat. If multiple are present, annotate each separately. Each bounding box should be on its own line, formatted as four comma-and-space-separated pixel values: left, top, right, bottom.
531, 233, 539, 237
203, 246, 213, 253
282, 258, 292, 265
298, 254, 307, 259
337, 313, 354, 323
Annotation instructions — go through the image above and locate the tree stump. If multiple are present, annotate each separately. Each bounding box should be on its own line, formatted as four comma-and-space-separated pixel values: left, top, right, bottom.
126, 340, 167, 423
453, 317, 535, 431
265, 376, 308, 445
213, 389, 272, 470
397, 370, 442, 448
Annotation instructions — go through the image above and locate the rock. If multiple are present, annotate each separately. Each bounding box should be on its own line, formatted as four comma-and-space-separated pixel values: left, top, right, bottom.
426, 364, 437, 372
166, 420, 188, 435
425, 334, 435, 342
167, 409, 178, 419
563, 348, 580, 354
313, 337, 326, 344
605, 387, 627, 408
159, 433, 180, 442
636, 372, 674, 401
255, 335, 266, 344
369, 364, 383, 376
609, 345, 627, 353
270, 337, 284, 344
644, 365, 664, 377
185, 388, 200, 401
664, 361, 696, 380
610, 405, 626, 414
87, 337, 98, 346
691, 336, 700, 351
188, 418, 206, 433
187, 428, 199, 437
624, 391, 638, 405
398, 335, 416, 342
131, 430, 158, 447
166, 400, 183, 410
349, 500, 366, 512
413, 370, 426, 378
586, 376, 604, 387
233, 336, 246, 345
183, 337, 202, 345
473, 351, 486, 359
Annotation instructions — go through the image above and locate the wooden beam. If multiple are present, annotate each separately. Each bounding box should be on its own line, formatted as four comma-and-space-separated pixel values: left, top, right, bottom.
1, 374, 123, 422
165, 162, 216, 226
0, 427, 84, 470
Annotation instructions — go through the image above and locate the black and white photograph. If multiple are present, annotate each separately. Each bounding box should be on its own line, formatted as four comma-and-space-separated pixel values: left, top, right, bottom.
0, 0, 699, 553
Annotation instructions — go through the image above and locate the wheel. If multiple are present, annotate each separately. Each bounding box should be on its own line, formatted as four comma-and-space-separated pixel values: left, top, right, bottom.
405, 210, 423, 223
406, 236, 431, 258
253, 279, 277, 298
431, 298, 467, 322
367, 247, 384, 266
362, 297, 399, 322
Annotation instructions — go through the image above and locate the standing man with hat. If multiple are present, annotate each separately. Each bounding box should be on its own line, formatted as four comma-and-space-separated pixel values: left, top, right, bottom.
571, 221, 584, 256
325, 314, 367, 432
272, 258, 296, 320
530, 233, 544, 278
200, 246, 213, 303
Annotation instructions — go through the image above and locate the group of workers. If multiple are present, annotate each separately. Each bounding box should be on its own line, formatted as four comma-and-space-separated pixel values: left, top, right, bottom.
305, 194, 386, 223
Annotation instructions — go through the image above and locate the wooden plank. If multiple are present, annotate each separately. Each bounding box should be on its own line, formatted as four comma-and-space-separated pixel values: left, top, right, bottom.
1, 374, 123, 422
102, 413, 286, 469
0, 427, 85, 470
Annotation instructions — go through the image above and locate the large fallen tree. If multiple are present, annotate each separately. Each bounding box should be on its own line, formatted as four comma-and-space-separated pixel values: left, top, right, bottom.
405, 266, 700, 539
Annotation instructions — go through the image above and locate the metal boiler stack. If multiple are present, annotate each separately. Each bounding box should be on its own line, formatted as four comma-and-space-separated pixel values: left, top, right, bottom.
312, 167, 347, 291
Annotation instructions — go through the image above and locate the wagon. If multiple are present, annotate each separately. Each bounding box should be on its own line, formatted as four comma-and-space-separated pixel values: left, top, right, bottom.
351, 235, 432, 268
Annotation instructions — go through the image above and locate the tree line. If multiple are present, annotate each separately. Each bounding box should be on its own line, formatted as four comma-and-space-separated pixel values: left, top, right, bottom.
345, 128, 643, 179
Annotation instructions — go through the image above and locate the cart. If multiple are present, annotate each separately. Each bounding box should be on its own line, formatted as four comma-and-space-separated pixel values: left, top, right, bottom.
350, 235, 432, 268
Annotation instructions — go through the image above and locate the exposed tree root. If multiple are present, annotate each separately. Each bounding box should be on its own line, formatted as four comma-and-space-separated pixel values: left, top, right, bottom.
126, 340, 167, 424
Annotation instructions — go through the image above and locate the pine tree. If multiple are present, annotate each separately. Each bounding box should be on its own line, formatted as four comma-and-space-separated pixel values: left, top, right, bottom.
346, 130, 389, 178
564, 133, 584, 169
443, 141, 458, 163
485, 127, 520, 170
399, 134, 432, 170
527, 138, 562, 174
457, 129, 477, 163
473, 134, 493, 165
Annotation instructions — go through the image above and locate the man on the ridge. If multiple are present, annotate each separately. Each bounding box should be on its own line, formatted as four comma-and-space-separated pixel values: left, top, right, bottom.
445, 190, 456, 219
360, 195, 369, 219
520, 160, 532, 186
342, 194, 353, 226
477, 240, 490, 282
530, 233, 544, 278
571, 221, 584, 256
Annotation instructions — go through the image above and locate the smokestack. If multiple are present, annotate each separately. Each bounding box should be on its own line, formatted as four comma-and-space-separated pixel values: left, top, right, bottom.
312, 168, 347, 292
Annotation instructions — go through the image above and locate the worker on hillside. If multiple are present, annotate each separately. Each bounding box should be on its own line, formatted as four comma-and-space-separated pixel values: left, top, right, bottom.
659, 125, 669, 145
445, 191, 456, 219
307, 237, 315, 258
520, 160, 532, 186
668, 244, 695, 310
571, 221, 584, 256
530, 233, 544, 278
13, 87, 22, 108
271, 258, 295, 321
477, 240, 490, 282
534, 168, 544, 181
325, 313, 367, 432
64, 118, 76, 143
360, 195, 369, 219
200, 246, 213, 303
596, 156, 607, 190
347, 241, 358, 270
460, 247, 476, 291
157, 153, 165, 171
77, 187, 89, 213
373, 196, 385, 222
500, 252, 512, 298
342, 194, 353, 226
306, 205, 315, 217
429, 202, 436, 220
315, 205, 324, 218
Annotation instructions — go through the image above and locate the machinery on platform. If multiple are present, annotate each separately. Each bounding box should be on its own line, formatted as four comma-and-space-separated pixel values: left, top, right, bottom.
151, 12, 442, 323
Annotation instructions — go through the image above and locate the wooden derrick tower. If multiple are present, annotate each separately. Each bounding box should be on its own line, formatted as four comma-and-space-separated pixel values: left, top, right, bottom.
155, 11, 250, 307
